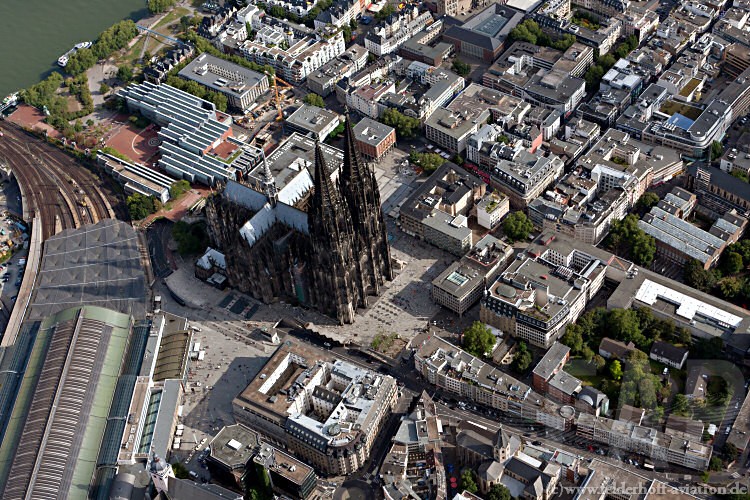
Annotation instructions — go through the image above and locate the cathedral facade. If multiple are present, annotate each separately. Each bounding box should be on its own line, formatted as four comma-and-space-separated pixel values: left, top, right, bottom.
205, 117, 393, 324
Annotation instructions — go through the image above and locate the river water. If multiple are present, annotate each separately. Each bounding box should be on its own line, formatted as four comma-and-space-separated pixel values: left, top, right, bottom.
0, 0, 148, 98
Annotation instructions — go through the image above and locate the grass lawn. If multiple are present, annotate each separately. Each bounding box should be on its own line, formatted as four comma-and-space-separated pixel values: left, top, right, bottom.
152, 6, 190, 33
120, 37, 146, 65
564, 359, 603, 388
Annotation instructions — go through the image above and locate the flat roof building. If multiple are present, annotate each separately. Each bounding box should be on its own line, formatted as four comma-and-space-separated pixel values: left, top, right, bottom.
207, 424, 317, 499
431, 234, 513, 315
638, 206, 747, 269
412, 333, 575, 431
97, 151, 173, 204
178, 53, 269, 111
480, 239, 607, 348
399, 161, 486, 256
285, 104, 341, 141
576, 459, 699, 499
307, 44, 368, 97
442, 5, 524, 62
232, 341, 397, 475
425, 83, 507, 154
487, 146, 565, 209
118, 82, 264, 186
352, 117, 396, 160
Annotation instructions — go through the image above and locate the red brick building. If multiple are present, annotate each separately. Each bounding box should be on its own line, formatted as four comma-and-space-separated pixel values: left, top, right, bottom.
352, 117, 396, 160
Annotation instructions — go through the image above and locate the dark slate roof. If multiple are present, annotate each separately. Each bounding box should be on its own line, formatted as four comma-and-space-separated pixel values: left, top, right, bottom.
649, 341, 688, 364
688, 163, 750, 202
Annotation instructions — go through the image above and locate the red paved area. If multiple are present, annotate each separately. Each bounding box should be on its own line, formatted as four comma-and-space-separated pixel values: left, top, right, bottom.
141, 186, 213, 226
211, 140, 238, 159
105, 122, 160, 165
7, 105, 61, 139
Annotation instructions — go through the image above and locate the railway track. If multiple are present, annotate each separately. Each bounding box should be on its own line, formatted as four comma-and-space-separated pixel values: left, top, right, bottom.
0, 121, 117, 239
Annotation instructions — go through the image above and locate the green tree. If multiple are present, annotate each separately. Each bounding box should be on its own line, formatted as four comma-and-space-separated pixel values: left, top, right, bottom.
410, 151, 445, 174
169, 180, 191, 199
126, 193, 158, 220
327, 122, 345, 140
381, 108, 421, 138
303, 93, 325, 107
148, 0, 176, 13
375, 4, 396, 21
99, 82, 110, 95
342, 25, 352, 41
512, 341, 533, 374
708, 456, 723, 472
593, 354, 606, 371
619, 350, 658, 409
719, 276, 744, 299
462, 321, 495, 357
171, 462, 190, 479
636, 192, 660, 212
725, 442, 739, 462
607, 308, 647, 348
452, 58, 471, 77
711, 141, 724, 161
502, 211, 534, 243
172, 221, 210, 255
609, 360, 623, 381
724, 252, 744, 275
606, 214, 655, 266
509, 19, 544, 45
631, 233, 656, 267
676, 327, 692, 345
117, 65, 134, 83
691, 336, 724, 359
731, 170, 750, 182
486, 484, 512, 500
683, 259, 716, 292
672, 393, 690, 416
561, 324, 584, 354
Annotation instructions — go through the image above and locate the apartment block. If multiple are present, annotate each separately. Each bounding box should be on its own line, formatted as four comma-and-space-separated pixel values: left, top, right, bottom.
431, 235, 513, 315
480, 237, 607, 348
486, 146, 565, 209
424, 84, 507, 153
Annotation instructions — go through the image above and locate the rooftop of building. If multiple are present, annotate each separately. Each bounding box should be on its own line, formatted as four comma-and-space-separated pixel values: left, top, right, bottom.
578, 128, 682, 178
234, 340, 396, 448
488, 147, 563, 193
29, 219, 147, 320
638, 206, 727, 264
443, 5, 523, 50
253, 440, 316, 485
548, 369, 581, 396
414, 334, 540, 405
400, 161, 482, 223
352, 117, 395, 147
687, 162, 750, 207
286, 104, 340, 136
153, 313, 192, 382
532, 342, 570, 381
578, 460, 698, 500
0, 306, 133, 499
247, 132, 342, 196
650, 340, 688, 362
608, 268, 750, 354
424, 83, 506, 138
179, 53, 268, 99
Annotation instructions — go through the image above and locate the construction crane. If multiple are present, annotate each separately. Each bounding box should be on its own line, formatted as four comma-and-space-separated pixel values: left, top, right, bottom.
267, 73, 294, 121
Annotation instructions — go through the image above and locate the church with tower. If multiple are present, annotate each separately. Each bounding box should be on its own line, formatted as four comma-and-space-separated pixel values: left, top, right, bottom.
205, 116, 393, 324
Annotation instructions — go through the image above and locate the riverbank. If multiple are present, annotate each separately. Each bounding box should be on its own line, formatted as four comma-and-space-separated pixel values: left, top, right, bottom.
0, 0, 147, 97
